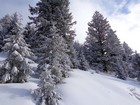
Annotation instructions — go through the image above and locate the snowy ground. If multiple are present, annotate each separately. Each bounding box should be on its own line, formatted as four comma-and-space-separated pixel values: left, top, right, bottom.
0, 78, 38, 105
58, 70, 140, 105
0, 55, 140, 105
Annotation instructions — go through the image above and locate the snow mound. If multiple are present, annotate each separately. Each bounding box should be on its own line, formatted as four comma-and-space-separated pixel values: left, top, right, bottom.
0, 78, 39, 105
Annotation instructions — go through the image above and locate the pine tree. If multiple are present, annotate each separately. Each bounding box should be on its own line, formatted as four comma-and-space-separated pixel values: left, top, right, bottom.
131, 52, 140, 81
23, 23, 36, 49
0, 14, 14, 51
23, 23, 37, 61
0, 13, 33, 83
78, 47, 90, 71
85, 11, 110, 72
34, 63, 59, 105
123, 42, 133, 61
29, 0, 54, 58
85, 11, 128, 79
122, 42, 133, 77
29, 1, 76, 104
73, 41, 81, 69
74, 42, 89, 70
29, 0, 76, 63
34, 25, 66, 105
105, 29, 127, 79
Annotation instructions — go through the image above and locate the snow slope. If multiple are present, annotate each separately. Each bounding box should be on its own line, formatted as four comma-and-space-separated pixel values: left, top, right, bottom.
58, 69, 140, 105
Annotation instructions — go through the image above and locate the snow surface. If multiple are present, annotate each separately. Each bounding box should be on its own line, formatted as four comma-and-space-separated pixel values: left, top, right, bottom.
58, 69, 140, 105
0, 78, 39, 105
0, 51, 140, 105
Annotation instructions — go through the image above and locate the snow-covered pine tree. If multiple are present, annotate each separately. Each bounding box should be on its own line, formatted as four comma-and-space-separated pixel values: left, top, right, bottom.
33, 19, 55, 77
34, 24, 68, 105
85, 11, 110, 72
23, 23, 38, 62
0, 13, 33, 83
23, 23, 36, 50
70, 48, 79, 69
78, 46, 90, 71
73, 41, 81, 68
123, 42, 133, 61
131, 52, 140, 81
122, 42, 134, 77
34, 63, 59, 105
39, 22, 71, 82
105, 29, 127, 79
74, 42, 89, 70
29, 0, 54, 58
50, 0, 76, 68
29, 0, 76, 66
0, 14, 14, 52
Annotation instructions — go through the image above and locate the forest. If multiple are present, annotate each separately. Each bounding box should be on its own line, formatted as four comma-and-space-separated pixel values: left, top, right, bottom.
0, 0, 140, 105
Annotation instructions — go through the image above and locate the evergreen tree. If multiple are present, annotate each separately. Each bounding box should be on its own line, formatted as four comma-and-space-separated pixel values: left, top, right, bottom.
29, 0, 54, 58
105, 29, 127, 79
29, 0, 76, 64
123, 42, 133, 61
23, 23, 36, 49
34, 63, 59, 105
73, 41, 81, 68
34, 24, 67, 105
131, 52, 140, 81
29, 0, 76, 103
85, 11, 110, 72
122, 42, 133, 77
78, 47, 90, 71
74, 42, 89, 70
51, 33, 72, 79
0, 14, 15, 51
85, 11, 128, 79
37, 23, 70, 82
0, 13, 32, 83
23, 23, 37, 61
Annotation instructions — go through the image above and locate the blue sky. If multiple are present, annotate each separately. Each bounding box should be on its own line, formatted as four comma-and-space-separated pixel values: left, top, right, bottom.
0, 0, 140, 52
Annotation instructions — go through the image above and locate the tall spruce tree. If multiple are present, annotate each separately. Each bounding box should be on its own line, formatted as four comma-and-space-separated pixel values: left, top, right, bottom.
34, 63, 59, 105
74, 42, 89, 71
85, 11, 110, 72
23, 24, 36, 49
123, 42, 133, 61
0, 14, 15, 51
34, 24, 66, 105
131, 52, 140, 81
78, 47, 90, 71
73, 41, 81, 68
29, 0, 76, 104
85, 11, 128, 79
0, 13, 32, 83
29, 0, 76, 65
105, 29, 127, 79
36, 23, 68, 82
122, 42, 133, 77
